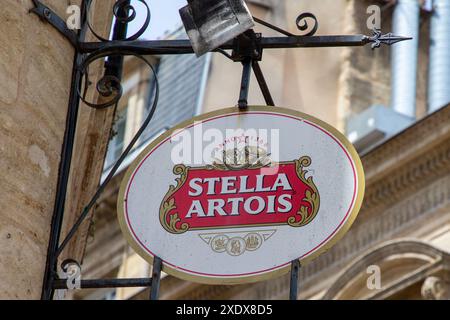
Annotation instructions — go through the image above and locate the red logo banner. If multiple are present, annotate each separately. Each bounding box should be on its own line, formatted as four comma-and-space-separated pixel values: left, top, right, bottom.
160, 156, 320, 234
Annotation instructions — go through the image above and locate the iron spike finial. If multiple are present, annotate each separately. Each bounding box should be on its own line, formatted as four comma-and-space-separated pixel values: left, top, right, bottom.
368, 29, 413, 49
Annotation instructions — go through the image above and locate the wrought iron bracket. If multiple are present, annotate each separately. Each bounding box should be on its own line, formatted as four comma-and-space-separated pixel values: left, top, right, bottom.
29, 0, 412, 112
232, 30, 263, 62
29, 1, 412, 57
53, 277, 153, 290
234, 30, 265, 109
30, 0, 79, 48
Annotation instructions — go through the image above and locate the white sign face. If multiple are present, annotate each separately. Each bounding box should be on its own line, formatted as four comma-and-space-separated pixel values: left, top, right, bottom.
118, 106, 365, 284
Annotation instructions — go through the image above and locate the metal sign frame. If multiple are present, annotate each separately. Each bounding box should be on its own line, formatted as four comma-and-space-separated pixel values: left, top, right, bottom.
30, 0, 410, 300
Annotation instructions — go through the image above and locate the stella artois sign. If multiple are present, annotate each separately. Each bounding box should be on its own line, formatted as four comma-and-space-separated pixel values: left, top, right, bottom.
118, 106, 365, 284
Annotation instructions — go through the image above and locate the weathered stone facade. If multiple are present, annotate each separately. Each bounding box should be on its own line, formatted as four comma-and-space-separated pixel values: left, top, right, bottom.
0, 0, 114, 299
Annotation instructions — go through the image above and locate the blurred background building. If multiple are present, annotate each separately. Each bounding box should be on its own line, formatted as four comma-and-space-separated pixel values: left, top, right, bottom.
50, 0, 450, 300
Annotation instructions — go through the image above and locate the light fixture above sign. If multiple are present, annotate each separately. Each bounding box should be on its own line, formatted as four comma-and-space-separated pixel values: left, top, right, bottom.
180, 0, 255, 56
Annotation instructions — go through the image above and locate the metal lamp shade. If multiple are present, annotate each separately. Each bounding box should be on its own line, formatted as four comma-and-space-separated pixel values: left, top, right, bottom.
180, 0, 255, 56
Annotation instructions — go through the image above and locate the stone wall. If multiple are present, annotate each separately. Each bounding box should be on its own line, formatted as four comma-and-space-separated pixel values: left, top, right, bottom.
0, 0, 114, 299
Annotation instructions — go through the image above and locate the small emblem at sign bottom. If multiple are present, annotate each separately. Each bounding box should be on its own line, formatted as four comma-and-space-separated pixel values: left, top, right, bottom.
199, 230, 276, 256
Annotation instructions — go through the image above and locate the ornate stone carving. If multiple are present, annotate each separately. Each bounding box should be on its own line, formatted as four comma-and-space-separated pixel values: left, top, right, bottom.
362, 141, 450, 217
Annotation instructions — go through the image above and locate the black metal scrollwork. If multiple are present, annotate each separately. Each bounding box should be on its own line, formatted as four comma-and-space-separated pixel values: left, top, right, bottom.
77, 51, 156, 109
253, 12, 319, 37
86, 0, 151, 42
56, 52, 160, 257
77, 53, 122, 109
295, 12, 319, 37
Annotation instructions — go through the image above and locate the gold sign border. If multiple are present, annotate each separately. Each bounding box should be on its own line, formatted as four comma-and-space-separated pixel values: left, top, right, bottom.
117, 106, 365, 285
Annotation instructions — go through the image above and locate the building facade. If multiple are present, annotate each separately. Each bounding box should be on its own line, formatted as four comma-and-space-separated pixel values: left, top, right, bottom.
0, 0, 117, 299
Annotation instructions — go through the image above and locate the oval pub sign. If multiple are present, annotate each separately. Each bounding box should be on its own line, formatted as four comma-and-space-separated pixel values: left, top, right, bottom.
118, 106, 365, 284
